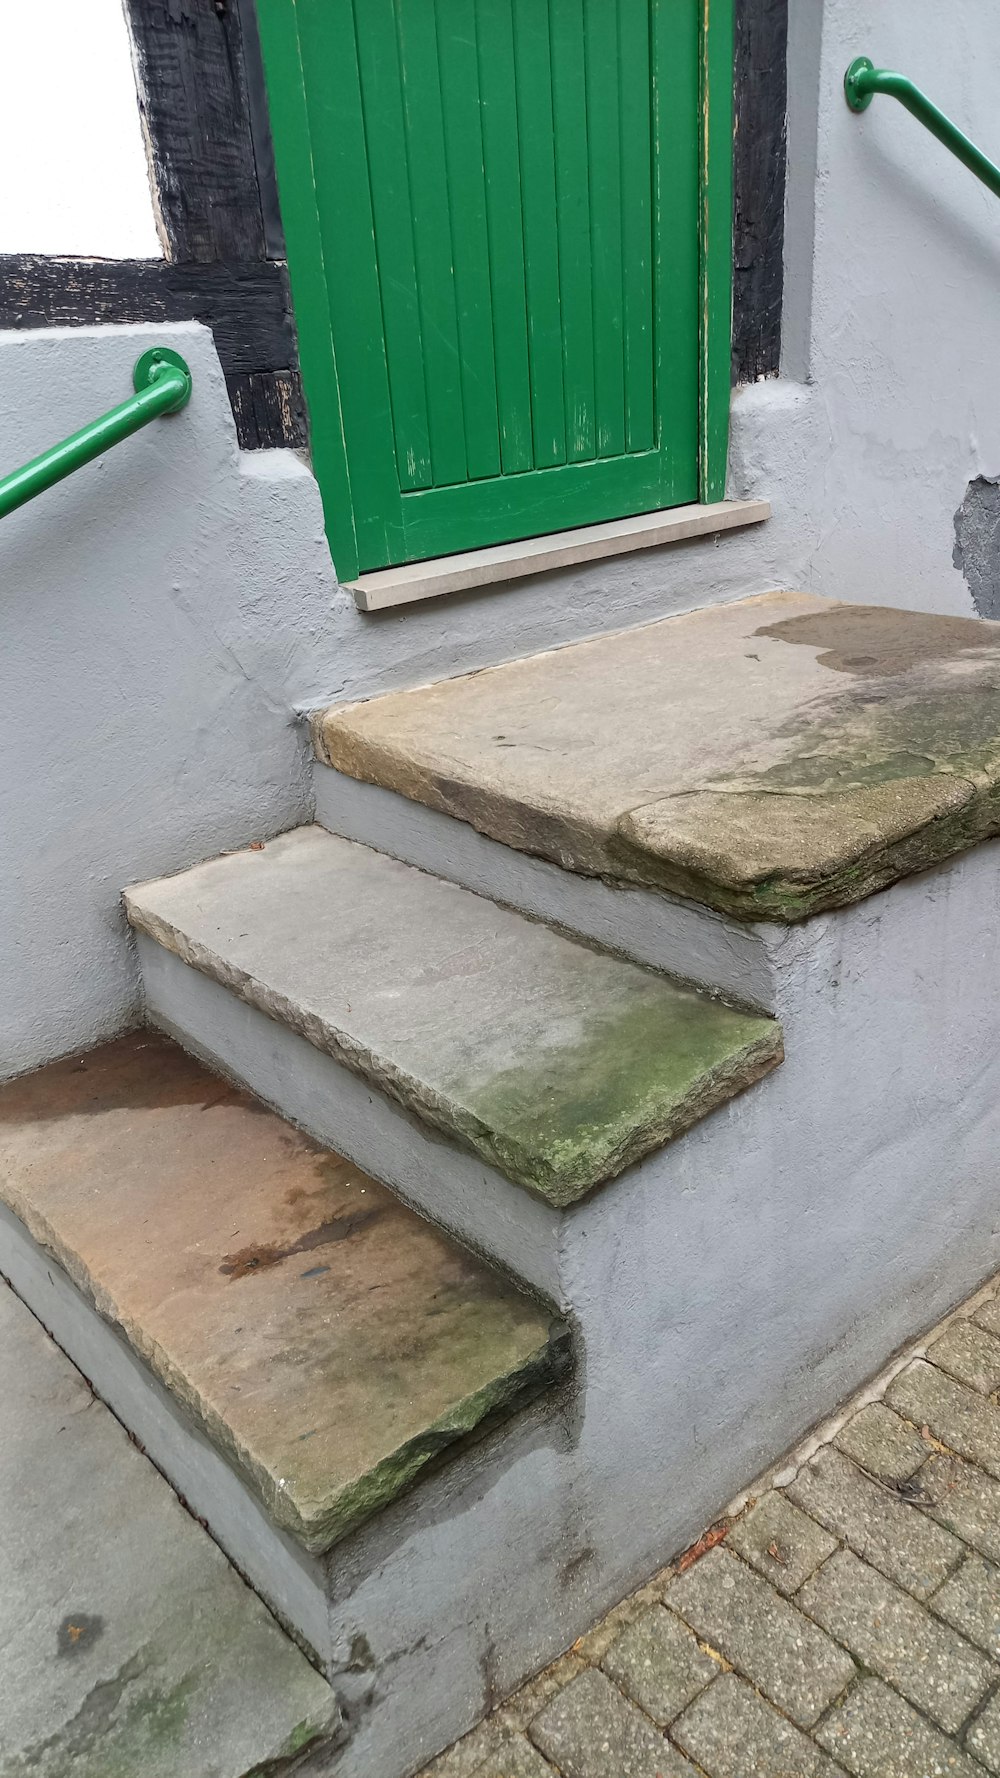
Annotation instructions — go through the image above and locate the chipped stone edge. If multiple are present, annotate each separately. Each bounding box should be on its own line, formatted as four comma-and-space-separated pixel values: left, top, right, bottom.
123, 892, 783, 1206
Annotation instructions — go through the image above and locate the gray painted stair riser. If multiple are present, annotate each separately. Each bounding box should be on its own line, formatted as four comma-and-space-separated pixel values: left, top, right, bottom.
312, 760, 778, 1012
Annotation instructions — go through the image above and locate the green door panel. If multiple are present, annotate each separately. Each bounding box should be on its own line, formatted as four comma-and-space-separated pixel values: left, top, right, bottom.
256, 0, 732, 579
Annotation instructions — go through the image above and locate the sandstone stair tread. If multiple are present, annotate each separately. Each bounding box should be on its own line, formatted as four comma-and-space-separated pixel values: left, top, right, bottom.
0, 1031, 568, 1554
124, 827, 782, 1204
313, 591, 1000, 922
0, 1278, 340, 1777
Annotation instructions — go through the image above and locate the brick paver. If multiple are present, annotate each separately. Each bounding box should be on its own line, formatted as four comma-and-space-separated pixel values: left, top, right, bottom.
927, 1318, 1000, 1395
664, 1547, 856, 1728
672, 1673, 847, 1777
833, 1403, 927, 1484
798, 1546, 994, 1732
785, 1444, 962, 1600
599, 1604, 717, 1726
419, 1273, 1000, 1778
726, 1489, 838, 1594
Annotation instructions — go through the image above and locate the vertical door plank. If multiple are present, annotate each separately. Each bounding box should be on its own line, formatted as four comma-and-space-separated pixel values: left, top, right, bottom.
584, 0, 626, 458
253, 0, 360, 574
512, 0, 566, 468
619, 0, 654, 452
353, 0, 432, 490
394, 0, 468, 487
550, 0, 596, 463
293, 0, 405, 564
436, 0, 502, 482
652, 0, 699, 495
475, 0, 534, 474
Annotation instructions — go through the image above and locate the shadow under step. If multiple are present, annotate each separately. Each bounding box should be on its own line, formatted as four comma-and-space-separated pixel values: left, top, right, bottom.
124, 826, 782, 1210
0, 1031, 567, 1560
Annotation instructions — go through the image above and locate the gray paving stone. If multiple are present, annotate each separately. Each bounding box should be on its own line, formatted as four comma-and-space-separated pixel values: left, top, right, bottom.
664, 1547, 855, 1728
973, 1294, 1000, 1338
926, 1320, 1000, 1396
600, 1604, 717, 1727
527, 1670, 695, 1777
423, 1727, 506, 1778
888, 1359, 1000, 1479
728, 1491, 839, 1595
785, 1445, 962, 1601
967, 1688, 1000, 1772
815, 1675, 983, 1777
919, 1450, 1000, 1562
671, 1672, 847, 1777
797, 1547, 994, 1733
931, 1553, 1000, 1659
0, 1284, 339, 1778
471, 1731, 557, 1777
834, 1404, 928, 1484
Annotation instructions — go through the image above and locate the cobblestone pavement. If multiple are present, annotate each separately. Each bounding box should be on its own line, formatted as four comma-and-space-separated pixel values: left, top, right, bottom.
420, 1270, 1000, 1778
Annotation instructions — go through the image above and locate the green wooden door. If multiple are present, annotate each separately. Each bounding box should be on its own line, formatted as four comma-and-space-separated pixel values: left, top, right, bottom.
256, 0, 732, 579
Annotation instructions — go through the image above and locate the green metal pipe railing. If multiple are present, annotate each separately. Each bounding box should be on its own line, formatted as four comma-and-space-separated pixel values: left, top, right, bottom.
845, 57, 1000, 200
0, 347, 192, 522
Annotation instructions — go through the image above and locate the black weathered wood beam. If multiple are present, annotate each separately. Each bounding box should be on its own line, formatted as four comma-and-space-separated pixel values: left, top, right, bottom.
732, 0, 788, 385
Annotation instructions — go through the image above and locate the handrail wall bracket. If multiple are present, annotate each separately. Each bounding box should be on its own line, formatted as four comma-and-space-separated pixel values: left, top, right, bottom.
0, 347, 193, 523
844, 56, 1000, 202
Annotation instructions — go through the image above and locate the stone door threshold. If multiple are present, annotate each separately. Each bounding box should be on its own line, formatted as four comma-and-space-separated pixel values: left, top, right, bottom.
346, 498, 771, 612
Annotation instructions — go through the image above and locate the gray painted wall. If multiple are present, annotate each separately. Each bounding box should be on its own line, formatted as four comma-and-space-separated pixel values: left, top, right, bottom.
5, 0, 1000, 1073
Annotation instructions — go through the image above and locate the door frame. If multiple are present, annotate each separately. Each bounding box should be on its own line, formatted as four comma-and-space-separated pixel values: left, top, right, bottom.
257, 0, 734, 581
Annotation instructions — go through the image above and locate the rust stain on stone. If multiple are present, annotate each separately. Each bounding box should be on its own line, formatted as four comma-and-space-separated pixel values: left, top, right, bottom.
220, 1209, 380, 1280
755, 605, 1000, 678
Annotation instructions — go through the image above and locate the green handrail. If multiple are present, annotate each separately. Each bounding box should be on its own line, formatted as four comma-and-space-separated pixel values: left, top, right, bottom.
0, 347, 193, 522
844, 57, 1000, 201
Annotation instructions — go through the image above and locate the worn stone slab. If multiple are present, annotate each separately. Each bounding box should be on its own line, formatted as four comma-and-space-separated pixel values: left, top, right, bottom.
926, 1319, 1000, 1395
671, 1672, 847, 1777
797, 1547, 994, 1733
816, 1676, 983, 1777
931, 1554, 1000, 1660
0, 1032, 566, 1553
125, 827, 781, 1207
663, 1547, 855, 1728
966, 1688, 1000, 1772
888, 1359, 1000, 1479
834, 1404, 928, 1484
727, 1490, 839, 1595
0, 1282, 340, 1778
919, 1451, 1000, 1561
527, 1670, 695, 1777
785, 1446, 962, 1601
314, 592, 1000, 922
600, 1604, 717, 1726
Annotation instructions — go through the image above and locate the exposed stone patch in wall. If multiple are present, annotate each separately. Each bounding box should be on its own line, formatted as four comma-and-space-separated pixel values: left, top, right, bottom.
954, 477, 1000, 619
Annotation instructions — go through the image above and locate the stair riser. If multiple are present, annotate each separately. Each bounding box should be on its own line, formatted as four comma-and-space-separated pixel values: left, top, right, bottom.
0, 1203, 586, 1778
137, 933, 564, 1300
313, 762, 777, 1012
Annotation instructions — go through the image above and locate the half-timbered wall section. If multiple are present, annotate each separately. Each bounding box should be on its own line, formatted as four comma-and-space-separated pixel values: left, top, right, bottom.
0, 0, 304, 450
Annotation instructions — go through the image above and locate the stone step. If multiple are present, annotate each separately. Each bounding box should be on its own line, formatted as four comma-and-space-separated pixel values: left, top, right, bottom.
312, 591, 1000, 923
124, 826, 782, 1209
0, 1277, 340, 1778
0, 1031, 567, 1562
